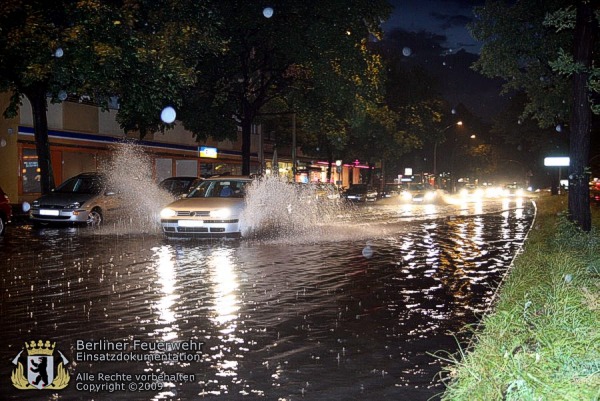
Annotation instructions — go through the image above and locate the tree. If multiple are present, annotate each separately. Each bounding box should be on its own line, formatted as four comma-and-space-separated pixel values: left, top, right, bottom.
469, 0, 599, 231
491, 92, 570, 186
0, 0, 215, 193
178, 0, 392, 175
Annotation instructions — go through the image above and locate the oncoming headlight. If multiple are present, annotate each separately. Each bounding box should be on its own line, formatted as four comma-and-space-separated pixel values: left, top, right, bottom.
424, 191, 435, 201
402, 192, 412, 200
160, 208, 177, 218
209, 208, 231, 219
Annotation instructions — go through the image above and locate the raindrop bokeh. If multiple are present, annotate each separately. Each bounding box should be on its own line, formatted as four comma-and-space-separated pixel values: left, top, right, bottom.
161, 106, 176, 124
263, 7, 274, 18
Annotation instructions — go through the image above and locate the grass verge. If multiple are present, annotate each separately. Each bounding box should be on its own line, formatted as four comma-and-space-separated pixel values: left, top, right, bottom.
439, 194, 600, 401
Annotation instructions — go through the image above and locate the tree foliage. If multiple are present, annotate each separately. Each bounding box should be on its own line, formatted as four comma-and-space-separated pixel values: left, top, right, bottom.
178, 0, 393, 175
469, 0, 576, 127
469, 0, 599, 231
0, 0, 217, 193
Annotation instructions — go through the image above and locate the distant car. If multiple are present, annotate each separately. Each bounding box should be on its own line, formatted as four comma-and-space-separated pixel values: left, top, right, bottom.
458, 184, 484, 200
590, 189, 600, 204
380, 183, 402, 198
160, 176, 253, 238
0, 185, 12, 236
343, 184, 378, 202
159, 176, 201, 197
502, 182, 526, 197
313, 183, 341, 200
400, 183, 437, 203
29, 172, 121, 226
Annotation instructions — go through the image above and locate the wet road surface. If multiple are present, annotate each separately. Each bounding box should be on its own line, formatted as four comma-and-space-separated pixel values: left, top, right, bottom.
0, 197, 534, 400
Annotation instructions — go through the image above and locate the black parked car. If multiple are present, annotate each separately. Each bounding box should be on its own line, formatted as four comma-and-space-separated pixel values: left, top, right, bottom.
343, 184, 378, 202
159, 176, 201, 197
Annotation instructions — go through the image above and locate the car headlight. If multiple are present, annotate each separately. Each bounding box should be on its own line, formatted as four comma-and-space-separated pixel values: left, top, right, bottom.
66, 202, 81, 209
402, 192, 412, 200
424, 191, 435, 200
160, 208, 177, 218
515, 189, 524, 196
209, 208, 231, 219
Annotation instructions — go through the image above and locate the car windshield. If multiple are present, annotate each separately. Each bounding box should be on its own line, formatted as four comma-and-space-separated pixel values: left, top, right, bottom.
160, 178, 196, 194
403, 183, 429, 191
54, 176, 103, 194
348, 184, 367, 191
188, 180, 247, 198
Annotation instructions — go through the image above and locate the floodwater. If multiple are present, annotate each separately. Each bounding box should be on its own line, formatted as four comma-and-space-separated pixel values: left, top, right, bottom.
0, 196, 534, 401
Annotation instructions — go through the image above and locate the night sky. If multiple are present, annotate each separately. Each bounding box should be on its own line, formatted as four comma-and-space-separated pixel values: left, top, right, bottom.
384, 0, 485, 54
382, 0, 505, 122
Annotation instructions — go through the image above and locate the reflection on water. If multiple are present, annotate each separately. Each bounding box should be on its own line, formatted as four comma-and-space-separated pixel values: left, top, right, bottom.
153, 246, 178, 339
0, 199, 534, 400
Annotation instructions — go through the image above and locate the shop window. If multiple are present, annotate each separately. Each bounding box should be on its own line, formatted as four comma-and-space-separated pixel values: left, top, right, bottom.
22, 148, 41, 193
155, 158, 173, 182
175, 159, 197, 177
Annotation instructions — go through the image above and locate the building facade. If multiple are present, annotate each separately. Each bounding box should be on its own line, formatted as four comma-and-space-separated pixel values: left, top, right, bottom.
0, 93, 368, 205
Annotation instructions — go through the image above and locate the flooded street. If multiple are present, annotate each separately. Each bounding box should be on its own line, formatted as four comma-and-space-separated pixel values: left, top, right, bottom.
0, 197, 534, 400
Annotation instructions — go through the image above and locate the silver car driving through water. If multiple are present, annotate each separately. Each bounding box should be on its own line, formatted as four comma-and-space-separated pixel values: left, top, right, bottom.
160, 176, 253, 238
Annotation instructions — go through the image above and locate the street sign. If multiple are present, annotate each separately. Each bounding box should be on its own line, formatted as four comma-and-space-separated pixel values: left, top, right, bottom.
544, 157, 569, 166
199, 146, 218, 159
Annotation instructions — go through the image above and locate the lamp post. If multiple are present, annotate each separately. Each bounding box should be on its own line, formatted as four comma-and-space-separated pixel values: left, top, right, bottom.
335, 159, 343, 187
433, 121, 462, 187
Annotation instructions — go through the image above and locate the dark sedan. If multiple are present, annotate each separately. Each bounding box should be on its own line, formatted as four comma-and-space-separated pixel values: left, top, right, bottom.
343, 184, 378, 202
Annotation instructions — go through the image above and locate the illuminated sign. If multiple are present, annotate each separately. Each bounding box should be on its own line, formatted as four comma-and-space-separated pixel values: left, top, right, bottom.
544, 157, 570, 167
199, 146, 217, 159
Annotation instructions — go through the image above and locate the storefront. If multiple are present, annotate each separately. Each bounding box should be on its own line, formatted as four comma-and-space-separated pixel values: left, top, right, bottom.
13, 126, 253, 203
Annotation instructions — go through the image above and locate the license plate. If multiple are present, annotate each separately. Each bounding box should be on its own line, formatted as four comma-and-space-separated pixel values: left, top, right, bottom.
40, 209, 60, 216
178, 219, 204, 227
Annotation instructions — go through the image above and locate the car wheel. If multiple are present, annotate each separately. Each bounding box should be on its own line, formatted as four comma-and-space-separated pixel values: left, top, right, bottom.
0, 216, 5, 236
87, 208, 103, 226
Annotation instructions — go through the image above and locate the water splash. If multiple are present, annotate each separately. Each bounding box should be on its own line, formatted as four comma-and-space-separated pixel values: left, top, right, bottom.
99, 141, 175, 234
240, 176, 349, 241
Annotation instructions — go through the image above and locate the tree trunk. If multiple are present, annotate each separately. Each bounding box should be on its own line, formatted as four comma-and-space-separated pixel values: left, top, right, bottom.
241, 117, 252, 176
25, 85, 55, 195
568, 1, 594, 232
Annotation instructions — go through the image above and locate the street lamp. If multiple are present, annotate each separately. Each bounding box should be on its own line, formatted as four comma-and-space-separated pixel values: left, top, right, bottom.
335, 159, 343, 187
433, 121, 462, 186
